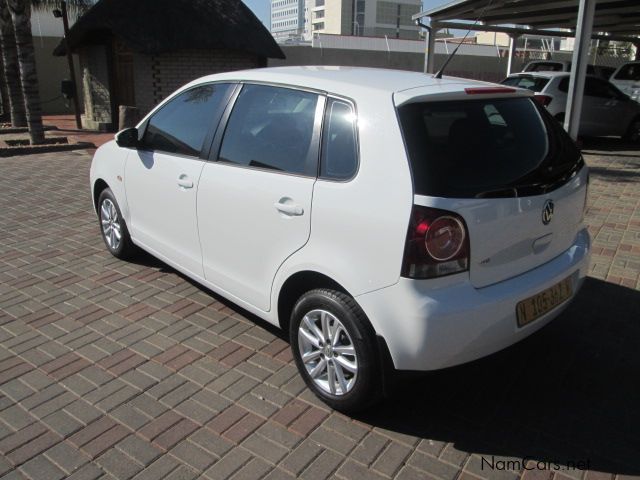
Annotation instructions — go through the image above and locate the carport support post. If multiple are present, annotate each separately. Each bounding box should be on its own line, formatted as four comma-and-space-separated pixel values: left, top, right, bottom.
564, 0, 596, 140
425, 22, 439, 74
507, 34, 519, 76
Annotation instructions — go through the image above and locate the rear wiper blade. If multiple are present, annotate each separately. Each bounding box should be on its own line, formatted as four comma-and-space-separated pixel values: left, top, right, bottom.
475, 187, 518, 199
474, 182, 550, 199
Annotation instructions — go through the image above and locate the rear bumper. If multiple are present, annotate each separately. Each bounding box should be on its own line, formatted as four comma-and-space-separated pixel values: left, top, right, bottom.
356, 228, 590, 371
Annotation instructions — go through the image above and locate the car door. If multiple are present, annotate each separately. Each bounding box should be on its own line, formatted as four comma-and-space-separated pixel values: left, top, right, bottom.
581, 77, 621, 136
197, 84, 324, 311
611, 63, 640, 100
125, 83, 234, 277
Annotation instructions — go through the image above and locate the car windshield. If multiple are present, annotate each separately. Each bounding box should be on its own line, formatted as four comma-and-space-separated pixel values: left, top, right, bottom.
502, 76, 550, 92
397, 97, 582, 198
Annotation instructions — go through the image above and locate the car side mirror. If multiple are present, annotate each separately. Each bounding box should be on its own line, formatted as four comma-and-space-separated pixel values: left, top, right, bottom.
115, 127, 140, 149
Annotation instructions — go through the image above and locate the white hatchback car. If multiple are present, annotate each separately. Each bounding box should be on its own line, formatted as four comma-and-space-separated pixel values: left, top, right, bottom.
610, 61, 640, 102
91, 67, 591, 411
503, 71, 640, 141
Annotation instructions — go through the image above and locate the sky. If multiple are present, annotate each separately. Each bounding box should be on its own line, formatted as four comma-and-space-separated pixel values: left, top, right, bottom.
242, 0, 453, 27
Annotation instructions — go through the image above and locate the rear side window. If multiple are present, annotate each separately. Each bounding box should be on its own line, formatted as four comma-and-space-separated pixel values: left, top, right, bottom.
141, 84, 231, 157
218, 84, 319, 176
502, 76, 550, 92
320, 99, 358, 180
398, 97, 581, 198
614, 63, 640, 81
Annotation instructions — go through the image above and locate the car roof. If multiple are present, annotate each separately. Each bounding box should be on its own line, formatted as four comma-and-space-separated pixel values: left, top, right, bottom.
188, 66, 503, 98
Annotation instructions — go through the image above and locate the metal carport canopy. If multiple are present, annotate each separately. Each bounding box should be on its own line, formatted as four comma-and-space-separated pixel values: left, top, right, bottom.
412, 0, 640, 140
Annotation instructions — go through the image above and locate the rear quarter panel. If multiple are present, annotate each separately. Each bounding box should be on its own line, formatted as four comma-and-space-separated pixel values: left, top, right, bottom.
271, 89, 414, 318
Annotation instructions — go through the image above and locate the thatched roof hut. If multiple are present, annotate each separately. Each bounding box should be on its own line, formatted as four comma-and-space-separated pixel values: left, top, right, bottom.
54, 0, 284, 131
54, 0, 284, 59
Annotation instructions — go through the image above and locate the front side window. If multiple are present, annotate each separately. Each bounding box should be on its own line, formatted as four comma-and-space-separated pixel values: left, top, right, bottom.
141, 84, 231, 157
320, 99, 358, 180
218, 84, 319, 176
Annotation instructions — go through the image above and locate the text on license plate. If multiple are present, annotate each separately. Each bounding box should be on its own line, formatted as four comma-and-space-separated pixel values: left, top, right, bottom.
516, 277, 573, 327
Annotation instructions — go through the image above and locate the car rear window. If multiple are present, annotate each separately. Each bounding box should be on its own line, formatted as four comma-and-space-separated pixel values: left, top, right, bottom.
397, 97, 582, 198
502, 76, 550, 92
526, 62, 564, 72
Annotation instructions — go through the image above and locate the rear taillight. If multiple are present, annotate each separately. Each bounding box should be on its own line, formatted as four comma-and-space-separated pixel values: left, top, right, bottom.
401, 205, 470, 279
533, 95, 553, 107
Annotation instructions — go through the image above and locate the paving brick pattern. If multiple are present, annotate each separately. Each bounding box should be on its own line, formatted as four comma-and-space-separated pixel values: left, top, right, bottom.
0, 144, 639, 480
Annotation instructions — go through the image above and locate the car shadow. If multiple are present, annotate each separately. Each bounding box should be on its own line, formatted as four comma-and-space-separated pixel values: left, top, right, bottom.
127, 247, 639, 474
581, 137, 640, 154
128, 249, 288, 338
357, 278, 640, 476
587, 166, 640, 183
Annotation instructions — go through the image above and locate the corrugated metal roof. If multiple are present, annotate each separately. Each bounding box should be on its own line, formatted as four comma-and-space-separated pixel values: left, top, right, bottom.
414, 0, 640, 42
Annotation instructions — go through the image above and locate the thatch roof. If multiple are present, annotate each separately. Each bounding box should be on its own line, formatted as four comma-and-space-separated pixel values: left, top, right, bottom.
53, 0, 284, 59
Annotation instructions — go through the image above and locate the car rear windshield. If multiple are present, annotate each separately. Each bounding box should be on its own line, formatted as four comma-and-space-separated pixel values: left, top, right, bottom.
397, 97, 583, 198
525, 62, 565, 72
501, 76, 550, 92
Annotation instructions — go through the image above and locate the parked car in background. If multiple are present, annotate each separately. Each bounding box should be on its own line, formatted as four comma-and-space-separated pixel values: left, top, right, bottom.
91, 67, 591, 412
503, 71, 640, 141
522, 61, 616, 80
610, 61, 640, 102
523, 60, 571, 73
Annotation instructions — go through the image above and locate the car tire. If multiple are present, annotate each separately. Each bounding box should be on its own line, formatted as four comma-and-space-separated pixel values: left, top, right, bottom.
290, 288, 382, 413
623, 117, 640, 143
97, 188, 136, 259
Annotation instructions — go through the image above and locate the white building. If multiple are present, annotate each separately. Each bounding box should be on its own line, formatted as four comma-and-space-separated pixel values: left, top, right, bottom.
306, 0, 421, 41
271, 0, 306, 41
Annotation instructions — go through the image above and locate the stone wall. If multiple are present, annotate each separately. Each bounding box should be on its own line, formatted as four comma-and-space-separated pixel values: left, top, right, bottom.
78, 45, 112, 131
133, 49, 264, 117
271, 45, 522, 82
75, 47, 263, 131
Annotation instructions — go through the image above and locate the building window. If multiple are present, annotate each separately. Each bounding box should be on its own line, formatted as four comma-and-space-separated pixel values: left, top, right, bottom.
313, 22, 324, 30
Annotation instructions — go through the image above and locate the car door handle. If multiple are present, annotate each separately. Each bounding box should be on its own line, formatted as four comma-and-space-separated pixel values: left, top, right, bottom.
177, 175, 193, 189
274, 202, 304, 216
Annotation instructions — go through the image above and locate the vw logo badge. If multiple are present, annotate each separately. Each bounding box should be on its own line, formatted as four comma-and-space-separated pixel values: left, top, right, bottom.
542, 200, 554, 225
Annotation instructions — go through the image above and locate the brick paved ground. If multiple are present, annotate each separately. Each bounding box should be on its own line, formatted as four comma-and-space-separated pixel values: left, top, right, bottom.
0, 142, 638, 480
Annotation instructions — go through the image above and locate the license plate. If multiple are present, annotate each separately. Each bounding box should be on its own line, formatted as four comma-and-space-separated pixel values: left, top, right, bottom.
516, 277, 573, 327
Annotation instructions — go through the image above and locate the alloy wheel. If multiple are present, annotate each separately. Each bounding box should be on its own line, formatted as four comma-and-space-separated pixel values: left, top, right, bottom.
100, 198, 122, 251
297, 309, 358, 395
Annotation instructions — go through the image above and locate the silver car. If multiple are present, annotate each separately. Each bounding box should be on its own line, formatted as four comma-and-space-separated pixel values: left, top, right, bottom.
503, 71, 640, 141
